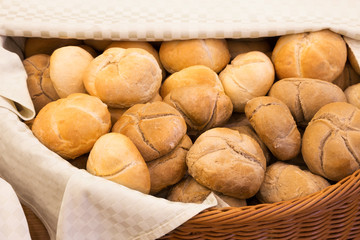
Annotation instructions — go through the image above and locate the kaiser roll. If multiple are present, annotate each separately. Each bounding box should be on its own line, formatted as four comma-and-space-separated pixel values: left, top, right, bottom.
245, 96, 301, 161
159, 39, 230, 73
268, 78, 347, 126
272, 30, 347, 82
32, 93, 111, 159
23, 54, 59, 113
167, 175, 247, 207
163, 86, 233, 135
106, 41, 166, 78
160, 65, 224, 99
112, 101, 187, 162
50, 46, 94, 98
87, 132, 150, 194
219, 51, 275, 112
186, 127, 266, 199
83, 47, 162, 108
257, 161, 330, 203
302, 102, 360, 181
147, 135, 192, 195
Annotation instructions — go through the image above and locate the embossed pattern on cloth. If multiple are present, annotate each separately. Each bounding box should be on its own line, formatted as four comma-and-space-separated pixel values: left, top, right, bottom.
0, 0, 359, 41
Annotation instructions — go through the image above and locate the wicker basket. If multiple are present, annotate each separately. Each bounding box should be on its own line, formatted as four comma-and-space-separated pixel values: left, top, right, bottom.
161, 169, 360, 240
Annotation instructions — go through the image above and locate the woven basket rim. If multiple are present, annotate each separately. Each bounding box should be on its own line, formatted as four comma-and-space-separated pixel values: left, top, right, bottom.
183, 168, 360, 224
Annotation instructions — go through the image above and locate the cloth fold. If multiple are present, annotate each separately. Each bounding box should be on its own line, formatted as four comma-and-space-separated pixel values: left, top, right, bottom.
56, 171, 217, 240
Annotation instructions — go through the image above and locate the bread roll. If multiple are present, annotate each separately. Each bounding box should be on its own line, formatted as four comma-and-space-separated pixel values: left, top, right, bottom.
345, 83, 360, 108
257, 161, 330, 203
87, 132, 150, 194
272, 30, 347, 82
245, 96, 301, 161
167, 175, 247, 207
268, 78, 347, 126
186, 127, 266, 199
167, 175, 212, 203
32, 93, 111, 159
50, 46, 94, 98
159, 39, 230, 73
222, 113, 271, 164
227, 38, 272, 60
163, 86, 233, 135
227, 125, 271, 164
348, 46, 360, 75
147, 135, 192, 195
83, 39, 112, 51
106, 41, 166, 78
219, 51, 275, 112
160, 65, 224, 98
24, 37, 82, 58
23, 54, 59, 113
302, 102, 360, 181
108, 93, 162, 126
83, 47, 162, 108
332, 62, 360, 90
112, 101, 187, 162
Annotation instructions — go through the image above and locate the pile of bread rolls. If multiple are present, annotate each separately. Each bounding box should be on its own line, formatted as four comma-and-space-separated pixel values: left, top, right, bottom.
23, 29, 360, 207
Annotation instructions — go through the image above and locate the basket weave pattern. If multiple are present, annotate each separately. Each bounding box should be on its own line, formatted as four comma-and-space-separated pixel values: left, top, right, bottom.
161, 169, 360, 239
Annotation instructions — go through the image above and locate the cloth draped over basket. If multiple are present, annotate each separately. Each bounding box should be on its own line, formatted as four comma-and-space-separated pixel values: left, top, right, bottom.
0, 0, 360, 239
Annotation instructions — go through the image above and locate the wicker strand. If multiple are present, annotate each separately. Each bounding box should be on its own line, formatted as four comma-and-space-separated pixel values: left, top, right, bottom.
161, 169, 360, 239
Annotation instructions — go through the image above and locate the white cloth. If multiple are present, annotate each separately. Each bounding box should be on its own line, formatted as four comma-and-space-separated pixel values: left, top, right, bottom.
0, 177, 31, 240
57, 171, 216, 240
0, 0, 359, 41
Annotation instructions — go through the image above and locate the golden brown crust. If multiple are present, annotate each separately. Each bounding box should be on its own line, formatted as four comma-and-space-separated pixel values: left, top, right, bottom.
106, 41, 166, 79
167, 175, 212, 203
163, 86, 233, 135
23, 54, 59, 113
244, 96, 301, 161
160, 65, 224, 99
147, 135, 192, 195
32, 93, 111, 159
219, 51, 275, 112
268, 77, 347, 126
87, 132, 150, 194
112, 101, 187, 162
83, 47, 162, 108
257, 161, 330, 203
227, 125, 271, 164
302, 102, 360, 181
50, 46, 94, 98
272, 30, 347, 82
186, 127, 266, 199
108, 93, 162, 126
159, 39, 230, 73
